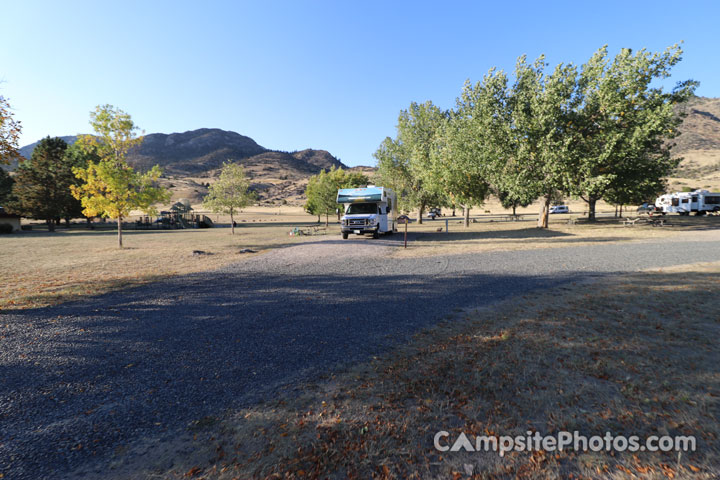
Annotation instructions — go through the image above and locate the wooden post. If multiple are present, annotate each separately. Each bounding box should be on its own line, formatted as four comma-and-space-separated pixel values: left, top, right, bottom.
404, 221, 408, 249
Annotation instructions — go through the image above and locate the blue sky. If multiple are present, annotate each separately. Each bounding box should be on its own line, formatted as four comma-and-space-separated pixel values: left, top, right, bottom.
1, 0, 718, 167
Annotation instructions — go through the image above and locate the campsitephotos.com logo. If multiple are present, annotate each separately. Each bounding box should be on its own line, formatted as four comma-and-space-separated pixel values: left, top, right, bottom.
434, 431, 696, 457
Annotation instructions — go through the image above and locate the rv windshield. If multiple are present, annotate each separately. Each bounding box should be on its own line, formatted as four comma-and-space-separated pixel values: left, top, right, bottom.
346, 203, 378, 215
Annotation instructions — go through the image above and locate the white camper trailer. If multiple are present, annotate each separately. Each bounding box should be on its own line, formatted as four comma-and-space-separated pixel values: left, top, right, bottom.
337, 186, 397, 239
655, 189, 720, 215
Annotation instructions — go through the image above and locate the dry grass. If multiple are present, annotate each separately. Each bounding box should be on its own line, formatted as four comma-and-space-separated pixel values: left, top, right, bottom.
4, 205, 720, 310
161, 262, 720, 479
0, 206, 327, 311
395, 214, 720, 258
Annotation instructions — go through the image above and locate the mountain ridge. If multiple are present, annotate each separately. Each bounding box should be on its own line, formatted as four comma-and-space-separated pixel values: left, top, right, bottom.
16, 128, 346, 178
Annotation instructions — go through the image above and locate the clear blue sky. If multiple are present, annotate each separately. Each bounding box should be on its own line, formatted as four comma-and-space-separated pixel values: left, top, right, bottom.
2, 0, 718, 167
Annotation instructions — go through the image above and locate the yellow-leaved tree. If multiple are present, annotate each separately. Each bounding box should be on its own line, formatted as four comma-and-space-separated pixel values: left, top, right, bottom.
71, 105, 169, 248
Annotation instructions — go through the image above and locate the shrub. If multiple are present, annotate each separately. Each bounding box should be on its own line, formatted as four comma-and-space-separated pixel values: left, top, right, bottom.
0, 223, 14, 234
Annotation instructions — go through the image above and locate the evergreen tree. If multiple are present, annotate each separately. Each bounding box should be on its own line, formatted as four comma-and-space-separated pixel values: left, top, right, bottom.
10, 137, 78, 231
0, 168, 13, 205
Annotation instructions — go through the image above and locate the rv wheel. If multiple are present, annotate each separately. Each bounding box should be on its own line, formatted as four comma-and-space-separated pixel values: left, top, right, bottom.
373, 230, 379, 239
342, 232, 348, 239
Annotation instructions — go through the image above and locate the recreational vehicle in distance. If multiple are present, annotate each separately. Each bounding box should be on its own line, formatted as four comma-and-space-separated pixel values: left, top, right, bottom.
337, 186, 397, 239
655, 189, 720, 215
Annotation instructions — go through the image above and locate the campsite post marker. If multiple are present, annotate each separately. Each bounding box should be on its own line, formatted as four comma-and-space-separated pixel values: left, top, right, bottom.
397, 215, 409, 249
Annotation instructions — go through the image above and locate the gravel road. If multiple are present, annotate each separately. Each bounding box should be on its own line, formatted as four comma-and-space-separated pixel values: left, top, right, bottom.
3, 231, 720, 479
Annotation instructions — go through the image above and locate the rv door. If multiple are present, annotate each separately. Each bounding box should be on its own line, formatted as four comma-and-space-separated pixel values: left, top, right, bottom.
378, 204, 388, 232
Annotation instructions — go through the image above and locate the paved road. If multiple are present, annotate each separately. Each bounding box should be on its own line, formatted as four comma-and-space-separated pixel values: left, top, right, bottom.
2, 232, 720, 479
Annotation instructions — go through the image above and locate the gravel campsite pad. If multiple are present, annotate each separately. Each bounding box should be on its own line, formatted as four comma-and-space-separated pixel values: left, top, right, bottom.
2, 231, 720, 479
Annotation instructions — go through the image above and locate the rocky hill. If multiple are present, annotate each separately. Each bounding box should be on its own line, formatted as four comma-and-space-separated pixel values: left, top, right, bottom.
17, 128, 344, 177
128, 129, 268, 174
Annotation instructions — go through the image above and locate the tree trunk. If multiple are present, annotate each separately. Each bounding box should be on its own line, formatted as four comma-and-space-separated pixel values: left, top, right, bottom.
537, 195, 550, 228
325, 210, 329, 227
464, 205, 470, 227
417, 203, 424, 225
619, 205, 623, 218
118, 216, 123, 248
230, 209, 235, 235
512, 205, 517, 216
587, 196, 598, 222
614, 205, 618, 218
47, 219, 55, 232
317, 214, 320, 224
452, 205, 456, 217
65, 217, 71, 226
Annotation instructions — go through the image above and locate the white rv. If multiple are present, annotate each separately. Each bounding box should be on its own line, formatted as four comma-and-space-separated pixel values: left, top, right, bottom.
655, 189, 720, 215
337, 186, 397, 239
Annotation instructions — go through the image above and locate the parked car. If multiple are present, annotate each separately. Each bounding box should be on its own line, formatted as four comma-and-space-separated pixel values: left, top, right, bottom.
549, 205, 569, 214
428, 207, 442, 219
637, 203, 659, 214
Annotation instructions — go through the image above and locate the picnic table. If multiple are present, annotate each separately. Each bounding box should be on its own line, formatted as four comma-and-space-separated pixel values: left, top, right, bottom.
290, 225, 328, 236
623, 216, 669, 227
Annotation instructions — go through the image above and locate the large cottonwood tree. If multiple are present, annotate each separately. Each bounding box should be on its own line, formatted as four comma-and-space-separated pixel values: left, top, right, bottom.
567, 45, 697, 220
374, 102, 448, 223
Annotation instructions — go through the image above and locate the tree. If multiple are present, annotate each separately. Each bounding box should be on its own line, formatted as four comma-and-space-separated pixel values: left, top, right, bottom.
203, 161, 254, 234
9, 137, 81, 231
496, 188, 534, 216
0, 168, 13, 205
328, 166, 369, 220
304, 173, 324, 223
76, 104, 143, 164
61, 142, 100, 224
434, 72, 510, 227
567, 45, 697, 220
71, 105, 168, 247
503, 55, 580, 228
304, 166, 368, 226
0, 95, 22, 165
374, 102, 449, 223
304, 169, 337, 227
374, 136, 414, 213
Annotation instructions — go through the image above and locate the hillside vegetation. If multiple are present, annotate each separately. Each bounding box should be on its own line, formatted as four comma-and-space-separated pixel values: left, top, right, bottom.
671, 96, 720, 189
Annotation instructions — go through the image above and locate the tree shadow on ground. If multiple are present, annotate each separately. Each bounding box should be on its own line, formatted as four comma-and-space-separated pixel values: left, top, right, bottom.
0, 267, 593, 478
174, 269, 720, 479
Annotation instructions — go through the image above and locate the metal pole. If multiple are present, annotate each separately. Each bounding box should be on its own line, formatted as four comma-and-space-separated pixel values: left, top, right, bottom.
445, 218, 449, 233
404, 222, 407, 248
